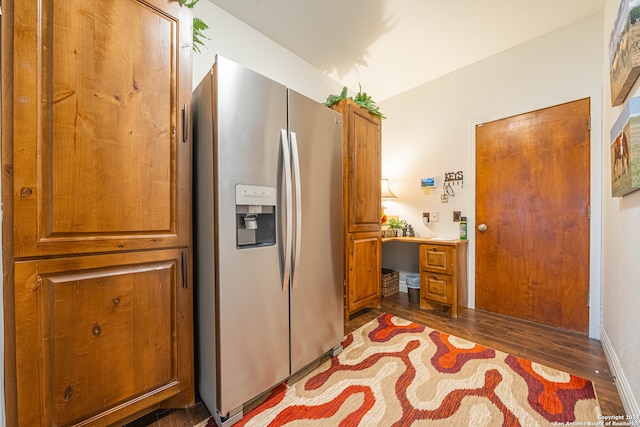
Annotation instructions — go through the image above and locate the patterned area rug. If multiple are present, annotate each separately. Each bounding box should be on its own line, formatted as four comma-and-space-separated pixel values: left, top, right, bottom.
198, 313, 601, 426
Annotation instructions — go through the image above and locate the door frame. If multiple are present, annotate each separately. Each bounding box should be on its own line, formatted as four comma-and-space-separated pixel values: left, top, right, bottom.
468, 92, 603, 339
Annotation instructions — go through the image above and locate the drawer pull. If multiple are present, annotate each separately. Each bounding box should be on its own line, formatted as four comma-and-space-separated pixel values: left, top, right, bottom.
20, 187, 33, 198
63, 386, 74, 401
433, 275, 438, 280
92, 324, 102, 336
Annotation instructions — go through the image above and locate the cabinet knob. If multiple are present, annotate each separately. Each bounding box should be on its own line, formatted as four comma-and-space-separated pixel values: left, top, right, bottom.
478, 223, 488, 232
20, 187, 33, 198
63, 386, 74, 401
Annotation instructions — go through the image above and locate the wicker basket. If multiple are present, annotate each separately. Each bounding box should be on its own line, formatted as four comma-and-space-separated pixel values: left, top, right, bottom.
381, 268, 399, 297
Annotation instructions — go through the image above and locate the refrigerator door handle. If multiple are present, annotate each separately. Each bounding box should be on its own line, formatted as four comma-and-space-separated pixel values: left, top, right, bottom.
290, 132, 302, 290
281, 129, 293, 292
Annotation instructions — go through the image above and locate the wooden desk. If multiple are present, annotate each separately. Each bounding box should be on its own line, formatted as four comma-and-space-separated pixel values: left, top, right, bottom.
382, 237, 468, 317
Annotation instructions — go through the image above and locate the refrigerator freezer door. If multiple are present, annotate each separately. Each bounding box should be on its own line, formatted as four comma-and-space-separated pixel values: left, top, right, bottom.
288, 90, 345, 374
214, 56, 290, 415
193, 70, 218, 419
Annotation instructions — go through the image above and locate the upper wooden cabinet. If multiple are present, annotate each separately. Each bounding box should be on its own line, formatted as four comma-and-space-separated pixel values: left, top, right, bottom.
332, 99, 382, 233
8, 0, 193, 258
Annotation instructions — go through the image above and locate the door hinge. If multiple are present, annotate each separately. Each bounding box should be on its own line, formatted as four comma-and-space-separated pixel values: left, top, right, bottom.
588, 205, 591, 219
588, 117, 591, 131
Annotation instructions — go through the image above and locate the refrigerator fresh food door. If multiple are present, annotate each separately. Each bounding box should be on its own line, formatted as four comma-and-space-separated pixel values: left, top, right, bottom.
288, 89, 345, 374
214, 56, 290, 416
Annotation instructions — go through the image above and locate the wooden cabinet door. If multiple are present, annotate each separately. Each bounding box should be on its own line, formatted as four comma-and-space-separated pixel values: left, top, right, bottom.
347, 232, 381, 314
13, 249, 193, 426
335, 100, 381, 233
8, 0, 192, 258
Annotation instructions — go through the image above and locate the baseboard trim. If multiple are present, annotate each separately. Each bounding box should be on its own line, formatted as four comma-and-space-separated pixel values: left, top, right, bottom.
600, 326, 640, 416
399, 281, 407, 293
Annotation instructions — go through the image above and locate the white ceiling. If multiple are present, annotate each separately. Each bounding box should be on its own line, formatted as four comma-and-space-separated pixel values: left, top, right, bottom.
210, 0, 605, 101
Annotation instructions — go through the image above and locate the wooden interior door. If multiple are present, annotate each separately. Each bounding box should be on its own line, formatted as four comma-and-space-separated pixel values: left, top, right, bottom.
475, 98, 590, 334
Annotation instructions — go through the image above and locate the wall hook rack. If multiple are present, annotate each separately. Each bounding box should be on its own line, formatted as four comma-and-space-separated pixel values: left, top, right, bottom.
444, 171, 464, 188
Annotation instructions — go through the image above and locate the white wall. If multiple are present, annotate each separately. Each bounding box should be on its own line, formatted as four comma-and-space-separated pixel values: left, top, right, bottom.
192, 1, 344, 101
600, 0, 640, 417
378, 13, 604, 339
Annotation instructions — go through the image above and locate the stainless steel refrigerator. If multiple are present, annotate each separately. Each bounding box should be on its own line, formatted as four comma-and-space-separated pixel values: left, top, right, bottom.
193, 56, 344, 426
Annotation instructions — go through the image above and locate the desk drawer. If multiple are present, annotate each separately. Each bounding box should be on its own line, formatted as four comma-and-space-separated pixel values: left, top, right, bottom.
420, 244, 454, 275
421, 271, 452, 304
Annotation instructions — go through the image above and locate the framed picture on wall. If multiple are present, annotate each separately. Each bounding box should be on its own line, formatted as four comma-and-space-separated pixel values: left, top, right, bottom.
610, 96, 640, 196
609, 0, 640, 106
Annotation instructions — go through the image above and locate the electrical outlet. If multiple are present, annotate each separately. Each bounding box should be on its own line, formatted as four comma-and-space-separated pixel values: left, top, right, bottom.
453, 211, 461, 222
431, 212, 439, 222
422, 212, 430, 224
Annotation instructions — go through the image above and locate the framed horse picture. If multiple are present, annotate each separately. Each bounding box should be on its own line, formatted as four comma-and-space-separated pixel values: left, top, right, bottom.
609, 0, 640, 106
611, 96, 640, 197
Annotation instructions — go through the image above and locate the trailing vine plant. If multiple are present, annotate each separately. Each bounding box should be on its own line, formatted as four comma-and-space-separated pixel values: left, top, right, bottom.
176, 0, 210, 53
323, 84, 386, 119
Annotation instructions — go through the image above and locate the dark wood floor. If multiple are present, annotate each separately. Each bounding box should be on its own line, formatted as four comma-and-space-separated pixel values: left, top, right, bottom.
129, 292, 625, 426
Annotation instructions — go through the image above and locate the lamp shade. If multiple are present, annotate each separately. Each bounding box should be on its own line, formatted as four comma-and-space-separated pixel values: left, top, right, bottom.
381, 179, 397, 199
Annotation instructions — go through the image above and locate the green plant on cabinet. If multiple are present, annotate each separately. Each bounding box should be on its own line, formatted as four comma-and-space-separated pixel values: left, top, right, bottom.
176, 0, 209, 52
323, 85, 386, 119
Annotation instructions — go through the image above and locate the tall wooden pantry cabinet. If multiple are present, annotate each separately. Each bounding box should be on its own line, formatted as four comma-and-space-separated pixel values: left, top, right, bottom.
2, 1, 195, 425
331, 99, 382, 320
